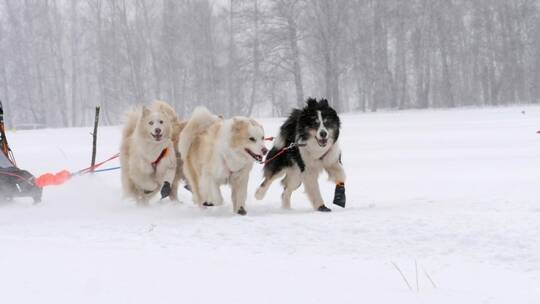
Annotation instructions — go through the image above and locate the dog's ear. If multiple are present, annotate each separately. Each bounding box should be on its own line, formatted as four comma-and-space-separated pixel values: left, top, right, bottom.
249, 118, 260, 128
319, 99, 329, 107
231, 118, 249, 142
141, 106, 151, 118
306, 98, 317, 108
231, 118, 243, 131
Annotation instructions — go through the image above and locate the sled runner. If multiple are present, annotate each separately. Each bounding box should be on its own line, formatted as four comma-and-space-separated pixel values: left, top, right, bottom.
0, 100, 42, 203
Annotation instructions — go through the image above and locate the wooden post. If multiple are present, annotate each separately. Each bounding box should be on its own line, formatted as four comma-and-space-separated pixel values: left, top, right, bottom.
90, 106, 100, 172
0, 100, 7, 154
0, 100, 14, 164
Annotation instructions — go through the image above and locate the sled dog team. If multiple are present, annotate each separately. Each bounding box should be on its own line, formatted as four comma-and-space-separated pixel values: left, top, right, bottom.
120, 98, 346, 215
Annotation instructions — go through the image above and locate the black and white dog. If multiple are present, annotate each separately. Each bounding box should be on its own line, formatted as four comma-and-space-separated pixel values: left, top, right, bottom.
255, 98, 346, 212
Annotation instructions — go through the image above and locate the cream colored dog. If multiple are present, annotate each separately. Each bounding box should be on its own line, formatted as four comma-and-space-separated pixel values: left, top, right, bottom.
120, 100, 183, 204
178, 107, 268, 215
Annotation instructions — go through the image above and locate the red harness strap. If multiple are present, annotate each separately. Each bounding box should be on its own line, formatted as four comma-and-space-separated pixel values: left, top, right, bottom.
151, 148, 169, 171
262, 146, 289, 165
262, 142, 306, 165
77, 153, 120, 175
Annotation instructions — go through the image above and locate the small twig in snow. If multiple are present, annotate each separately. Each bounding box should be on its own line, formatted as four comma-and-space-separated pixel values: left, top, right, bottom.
423, 267, 437, 289
415, 260, 419, 292
56, 146, 68, 160
391, 262, 413, 291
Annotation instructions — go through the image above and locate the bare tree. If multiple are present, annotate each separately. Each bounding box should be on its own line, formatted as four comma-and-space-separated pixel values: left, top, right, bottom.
264, 0, 305, 108
0, 0, 538, 127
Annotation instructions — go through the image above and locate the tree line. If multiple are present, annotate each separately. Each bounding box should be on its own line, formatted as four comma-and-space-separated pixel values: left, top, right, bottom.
0, 0, 539, 127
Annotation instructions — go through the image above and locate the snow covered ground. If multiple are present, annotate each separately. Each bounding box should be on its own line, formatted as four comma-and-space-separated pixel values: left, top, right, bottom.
1, 105, 539, 303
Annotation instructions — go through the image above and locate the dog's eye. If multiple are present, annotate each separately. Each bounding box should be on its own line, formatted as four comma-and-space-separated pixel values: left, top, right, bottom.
149, 121, 154, 126
159, 120, 163, 124
249, 137, 256, 142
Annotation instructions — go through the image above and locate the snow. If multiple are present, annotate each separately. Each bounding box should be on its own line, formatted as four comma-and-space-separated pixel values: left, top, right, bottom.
1, 106, 539, 303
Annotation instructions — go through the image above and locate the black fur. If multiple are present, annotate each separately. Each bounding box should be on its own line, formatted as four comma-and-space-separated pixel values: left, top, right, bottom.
237, 206, 247, 215
263, 98, 340, 177
160, 181, 171, 199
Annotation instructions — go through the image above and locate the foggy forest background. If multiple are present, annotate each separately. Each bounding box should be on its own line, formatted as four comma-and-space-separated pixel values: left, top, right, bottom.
0, 0, 539, 127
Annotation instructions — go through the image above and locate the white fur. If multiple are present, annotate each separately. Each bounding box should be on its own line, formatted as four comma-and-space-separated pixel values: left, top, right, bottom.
299, 139, 345, 209
179, 107, 267, 214
256, 129, 345, 211
120, 102, 177, 205
316, 110, 329, 138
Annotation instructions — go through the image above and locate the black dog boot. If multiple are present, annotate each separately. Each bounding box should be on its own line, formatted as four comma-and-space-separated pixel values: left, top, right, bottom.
237, 206, 247, 216
160, 181, 171, 199
317, 205, 332, 212
202, 202, 214, 207
332, 182, 346, 208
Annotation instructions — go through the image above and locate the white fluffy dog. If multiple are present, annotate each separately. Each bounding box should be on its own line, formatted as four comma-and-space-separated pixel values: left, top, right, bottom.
120, 101, 181, 204
178, 107, 268, 215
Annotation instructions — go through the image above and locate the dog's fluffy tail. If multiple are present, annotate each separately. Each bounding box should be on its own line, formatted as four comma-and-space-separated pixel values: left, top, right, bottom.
122, 108, 140, 140
177, 107, 219, 205
120, 108, 141, 199
177, 107, 218, 158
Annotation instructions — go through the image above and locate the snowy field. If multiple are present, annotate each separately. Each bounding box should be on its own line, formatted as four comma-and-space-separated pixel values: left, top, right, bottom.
1, 105, 540, 303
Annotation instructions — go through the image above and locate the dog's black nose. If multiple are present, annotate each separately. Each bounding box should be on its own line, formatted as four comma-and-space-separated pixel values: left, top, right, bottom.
320, 130, 327, 138
262, 147, 268, 155
154, 128, 162, 134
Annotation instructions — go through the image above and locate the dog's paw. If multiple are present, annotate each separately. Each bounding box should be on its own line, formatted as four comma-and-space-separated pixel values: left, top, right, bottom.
332, 183, 346, 208
237, 206, 247, 216
136, 200, 150, 207
160, 182, 171, 199
169, 197, 183, 204
317, 205, 332, 212
202, 202, 214, 207
254, 187, 265, 200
